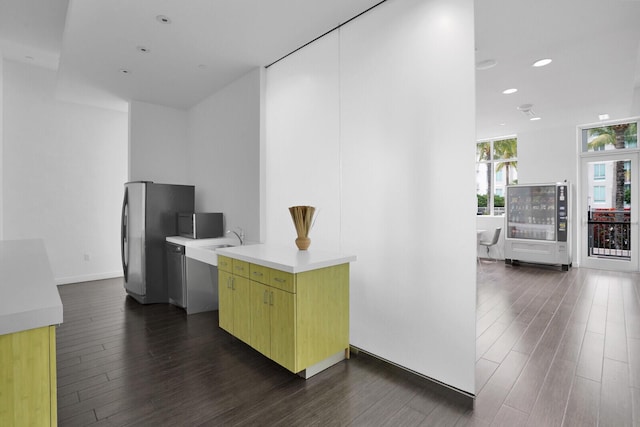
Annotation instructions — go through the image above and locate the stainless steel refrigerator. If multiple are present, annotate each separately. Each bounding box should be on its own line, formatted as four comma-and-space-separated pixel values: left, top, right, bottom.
121, 181, 194, 304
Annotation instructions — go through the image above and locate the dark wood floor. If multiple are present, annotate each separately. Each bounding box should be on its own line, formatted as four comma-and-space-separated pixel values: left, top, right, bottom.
55, 263, 640, 426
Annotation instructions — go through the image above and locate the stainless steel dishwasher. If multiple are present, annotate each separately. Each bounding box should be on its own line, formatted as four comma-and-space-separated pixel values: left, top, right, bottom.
166, 242, 186, 308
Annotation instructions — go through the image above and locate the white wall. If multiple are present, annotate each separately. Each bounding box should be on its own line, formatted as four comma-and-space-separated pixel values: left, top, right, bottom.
516, 125, 578, 263
266, 0, 476, 395
129, 101, 189, 184
2, 60, 128, 283
265, 32, 341, 249
187, 68, 264, 243
0, 56, 3, 239
517, 126, 577, 185
633, 87, 640, 117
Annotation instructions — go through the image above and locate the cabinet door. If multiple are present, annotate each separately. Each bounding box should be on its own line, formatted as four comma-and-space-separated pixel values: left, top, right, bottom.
233, 276, 252, 344
218, 270, 234, 333
0, 326, 56, 426
270, 287, 296, 372
250, 281, 271, 357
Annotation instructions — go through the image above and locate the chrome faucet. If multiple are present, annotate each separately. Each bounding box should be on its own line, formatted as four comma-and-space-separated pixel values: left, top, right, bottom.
227, 227, 245, 245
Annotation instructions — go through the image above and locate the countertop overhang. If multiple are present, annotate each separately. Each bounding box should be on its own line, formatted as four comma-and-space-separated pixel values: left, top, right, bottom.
166, 236, 239, 266
216, 244, 356, 273
0, 239, 63, 336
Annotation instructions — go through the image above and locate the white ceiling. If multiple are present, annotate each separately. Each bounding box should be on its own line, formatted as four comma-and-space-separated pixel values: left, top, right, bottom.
475, 0, 640, 139
1, 0, 639, 138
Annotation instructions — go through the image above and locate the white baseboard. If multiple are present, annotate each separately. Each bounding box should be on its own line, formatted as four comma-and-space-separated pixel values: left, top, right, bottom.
55, 271, 123, 285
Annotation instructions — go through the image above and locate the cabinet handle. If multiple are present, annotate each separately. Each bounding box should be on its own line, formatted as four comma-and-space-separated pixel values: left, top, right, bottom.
263, 290, 268, 304
273, 277, 285, 283
231, 277, 235, 290
253, 271, 263, 277
269, 291, 274, 306
227, 277, 232, 289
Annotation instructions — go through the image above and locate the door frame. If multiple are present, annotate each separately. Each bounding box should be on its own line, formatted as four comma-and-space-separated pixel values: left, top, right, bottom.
579, 150, 639, 271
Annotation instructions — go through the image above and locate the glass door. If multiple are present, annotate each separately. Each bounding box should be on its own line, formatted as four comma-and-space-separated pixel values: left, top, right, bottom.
580, 152, 638, 271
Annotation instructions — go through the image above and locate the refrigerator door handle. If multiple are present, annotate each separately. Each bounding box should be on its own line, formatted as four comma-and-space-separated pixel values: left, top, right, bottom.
121, 187, 129, 281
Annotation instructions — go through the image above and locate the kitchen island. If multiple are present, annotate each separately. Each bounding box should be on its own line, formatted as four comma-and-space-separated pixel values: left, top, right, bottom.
216, 244, 355, 378
0, 239, 63, 426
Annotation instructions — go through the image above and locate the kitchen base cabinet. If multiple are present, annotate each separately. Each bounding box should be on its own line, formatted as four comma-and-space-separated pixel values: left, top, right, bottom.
0, 325, 57, 426
269, 286, 296, 371
0, 240, 62, 427
218, 252, 350, 377
294, 264, 349, 371
249, 281, 271, 357
233, 276, 251, 344
218, 269, 251, 345
218, 270, 233, 334
250, 281, 296, 371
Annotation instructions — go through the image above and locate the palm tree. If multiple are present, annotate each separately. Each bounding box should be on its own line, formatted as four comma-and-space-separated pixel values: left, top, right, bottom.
477, 142, 492, 213
587, 123, 636, 209
494, 138, 518, 186
587, 123, 637, 250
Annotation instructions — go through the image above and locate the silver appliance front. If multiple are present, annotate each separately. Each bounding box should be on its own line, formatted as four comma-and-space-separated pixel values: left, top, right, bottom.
166, 242, 186, 308
120, 181, 195, 304
122, 182, 146, 296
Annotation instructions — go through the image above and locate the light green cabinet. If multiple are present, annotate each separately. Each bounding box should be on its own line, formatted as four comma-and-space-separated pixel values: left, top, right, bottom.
218, 257, 251, 345
218, 254, 349, 375
0, 326, 57, 426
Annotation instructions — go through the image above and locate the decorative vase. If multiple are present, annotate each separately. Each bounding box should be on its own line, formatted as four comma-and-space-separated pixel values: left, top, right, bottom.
295, 236, 311, 250
289, 205, 316, 251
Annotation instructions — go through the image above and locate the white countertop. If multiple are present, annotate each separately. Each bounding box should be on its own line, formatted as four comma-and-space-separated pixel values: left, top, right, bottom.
166, 236, 239, 247
0, 239, 63, 336
215, 244, 356, 273
166, 236, 239, 266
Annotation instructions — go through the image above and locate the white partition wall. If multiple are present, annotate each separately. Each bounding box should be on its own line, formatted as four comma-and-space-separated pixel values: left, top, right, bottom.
265, 32, 342, 250
266, 0, 476, 394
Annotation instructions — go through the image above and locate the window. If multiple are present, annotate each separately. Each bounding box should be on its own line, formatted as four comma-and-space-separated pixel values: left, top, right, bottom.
625, 161, 631, 183
594, 163, 606, 180
476, 137, 518, 215
593, 185, 606, 203
582, 121, 638, 152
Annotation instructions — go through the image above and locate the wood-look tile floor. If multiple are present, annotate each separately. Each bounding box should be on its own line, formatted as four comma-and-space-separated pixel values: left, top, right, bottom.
56, 263, 640, 426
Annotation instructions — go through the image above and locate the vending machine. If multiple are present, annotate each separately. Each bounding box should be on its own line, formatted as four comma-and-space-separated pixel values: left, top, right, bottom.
504, 182, 571, 270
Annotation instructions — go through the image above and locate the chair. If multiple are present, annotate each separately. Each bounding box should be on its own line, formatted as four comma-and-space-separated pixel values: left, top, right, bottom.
479, 227, 502, 261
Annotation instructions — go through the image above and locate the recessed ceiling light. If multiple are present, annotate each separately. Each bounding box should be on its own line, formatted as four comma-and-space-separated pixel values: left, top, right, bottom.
533, 58, 552, 67
119, 68, 131, 75
156, 15, 171, 24
530, 117, 542, 121
502, 88, 518, 95
598, 114, 610, 120
476, 59, 497, 70
136, 46, 151, 53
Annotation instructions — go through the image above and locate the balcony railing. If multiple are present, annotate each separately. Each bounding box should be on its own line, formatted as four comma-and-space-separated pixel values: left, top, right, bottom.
588, 209, 631, 260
